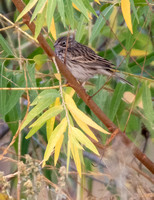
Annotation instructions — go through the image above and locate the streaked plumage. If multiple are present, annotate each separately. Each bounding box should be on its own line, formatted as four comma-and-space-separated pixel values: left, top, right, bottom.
54, 36, 132, 86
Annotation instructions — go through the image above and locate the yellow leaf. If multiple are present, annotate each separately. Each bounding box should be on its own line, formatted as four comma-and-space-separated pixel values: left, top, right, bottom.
64, 92, 76, 107
46, 97, 60, 140
121, 0, 133, 34
71, 112, 98, 141
72, 3, 80, 11
64, 93, 110, 134
88, 12, 92, 20
43, 117, 67, 167
69, 105, 110, 134
120, 49, 148, 57
54, 73, 61, 81
71, 134, 85, 150
71, 126, 99, 156
94, 0, 101, 4
50, 17, 56, 40
67, 138, 71, 172
109, 7, 117, 33
54, 133, 64, 166
71, 142, 82, 177
65, 87, 75, 97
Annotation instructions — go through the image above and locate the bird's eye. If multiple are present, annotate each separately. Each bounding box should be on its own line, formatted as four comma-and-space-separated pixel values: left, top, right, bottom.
61, 41, 66, 46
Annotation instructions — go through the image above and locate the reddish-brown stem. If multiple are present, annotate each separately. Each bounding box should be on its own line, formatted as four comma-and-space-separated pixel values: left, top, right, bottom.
11, 0, 154, 174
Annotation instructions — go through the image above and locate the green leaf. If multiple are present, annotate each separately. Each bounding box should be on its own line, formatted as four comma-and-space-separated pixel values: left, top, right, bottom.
65, 0, 74, 29
0, 65, 7, 118
134, 0, 147, 6
71, 0, 89, 20
30, 0, 47, 23
21, 91, 60, 129
130, 0, 139, 23
47, 0, 57, 30
90, 5, 113, 42
57, 0, 66, 27
0, 34, 14, 56
129, 52, 154, 72
31, 89, 59, 106
33, 54, 48, 66
30, 105, 63, 128
25, 122, 45, 139
109, 84, 126, 121
34, 4, 47, 38
0, 67, 25, 118
5, 104, 20, 151
82, 0, 97, 16
16, 0, 38, 21
98, 40, 125, 60
75, 15, 87, 42
142, 83, 154, 128
26, 64, 37, 101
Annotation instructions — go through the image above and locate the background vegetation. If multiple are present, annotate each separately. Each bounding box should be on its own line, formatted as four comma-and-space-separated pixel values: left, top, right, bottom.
0, 0, 153, 199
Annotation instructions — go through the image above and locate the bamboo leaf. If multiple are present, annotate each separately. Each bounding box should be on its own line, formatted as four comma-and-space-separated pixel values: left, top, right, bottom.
70, 141, 82, 177
71, 126, 99, 156
75, 14, 87, 42
64, 93, 110, 134
109, 84, 126, 121
34, 4, 47, 39
71, 112, 98, 141
90, 5, 113, 42
121, 0, 133, 34
67, 137, 71, 172
21, 91, 60, 129
71, 0, 89, 20
94, 0, 101, 4
31, 89, 59, 106
46, 97, 60, 140
82, 0, 97, 16
65, 0, 74, 29
0, 34, 14, 56
142, 83, 154, 127
16, 0, 38, 21
54, 134, 64, 166
47, 0, 57, 30
30, 0, 47, 22
130, 0, 139, 23
30, 105, 63, 128
25, 122, 45, 139
120, 49, 149, 57
34, 54, 48, 70
50, 18, 57, 40
43, 117, 67, 165
57, 0, 66, 27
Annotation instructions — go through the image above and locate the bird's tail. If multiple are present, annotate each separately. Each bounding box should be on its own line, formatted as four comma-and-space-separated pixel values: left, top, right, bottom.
114, 74, 133, 87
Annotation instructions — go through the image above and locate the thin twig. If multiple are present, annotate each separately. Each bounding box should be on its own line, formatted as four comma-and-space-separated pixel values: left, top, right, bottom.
0, 85, 67, 90
0, 13, 38, 43
17, 29, 22, 200
52, 57, 70, 126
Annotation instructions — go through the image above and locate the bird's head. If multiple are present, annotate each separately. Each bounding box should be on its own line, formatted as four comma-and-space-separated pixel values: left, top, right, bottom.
54, 36, 76, 51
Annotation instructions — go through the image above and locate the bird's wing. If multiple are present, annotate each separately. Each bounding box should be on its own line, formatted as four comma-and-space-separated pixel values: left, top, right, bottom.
66, 44, 114, 71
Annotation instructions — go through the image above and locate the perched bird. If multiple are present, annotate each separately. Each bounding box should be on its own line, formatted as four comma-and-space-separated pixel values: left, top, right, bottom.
54, 36, 132, 86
